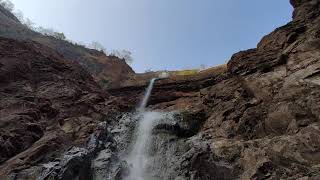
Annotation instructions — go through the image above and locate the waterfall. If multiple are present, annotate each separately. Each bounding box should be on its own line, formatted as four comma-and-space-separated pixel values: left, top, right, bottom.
126, 112, 166, 180
138, 78, 157, 111
126, 78, 159, 180
92, 76, 184, 180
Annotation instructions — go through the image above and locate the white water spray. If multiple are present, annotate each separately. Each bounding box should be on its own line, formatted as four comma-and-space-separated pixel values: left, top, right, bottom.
126, 78, 160, 180
126, 111, 166, 180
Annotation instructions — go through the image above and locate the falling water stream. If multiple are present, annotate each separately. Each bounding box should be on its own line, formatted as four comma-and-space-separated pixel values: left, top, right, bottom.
126, 78, 160, 180
138, 78, 157, 112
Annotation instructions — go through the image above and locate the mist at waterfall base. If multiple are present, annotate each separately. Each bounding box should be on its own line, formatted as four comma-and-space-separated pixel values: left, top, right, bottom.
125, 78, 168, 180
126, 112, 168, 180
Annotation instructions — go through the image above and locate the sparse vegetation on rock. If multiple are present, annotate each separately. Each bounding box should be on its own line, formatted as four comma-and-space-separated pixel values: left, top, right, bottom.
110, 49, 134, 64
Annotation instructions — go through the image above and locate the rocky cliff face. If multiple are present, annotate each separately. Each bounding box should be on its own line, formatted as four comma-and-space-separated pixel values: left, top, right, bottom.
0, 37, 113, 176
1, 0, 320, 179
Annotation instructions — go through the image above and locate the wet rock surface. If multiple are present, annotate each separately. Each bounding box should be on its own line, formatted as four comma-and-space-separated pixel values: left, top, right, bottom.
6, 122, 111, 180
92, 111, 219, 180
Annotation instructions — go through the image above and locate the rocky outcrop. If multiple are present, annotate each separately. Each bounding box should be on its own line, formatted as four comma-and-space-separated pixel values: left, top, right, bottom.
0, 37, 111, 176
7, 122, 112, 180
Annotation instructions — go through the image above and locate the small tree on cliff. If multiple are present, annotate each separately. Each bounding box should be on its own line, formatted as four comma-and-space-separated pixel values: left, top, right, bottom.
110, 49, 133, 64
89, 41, 106, 53
52, 32, 66, 40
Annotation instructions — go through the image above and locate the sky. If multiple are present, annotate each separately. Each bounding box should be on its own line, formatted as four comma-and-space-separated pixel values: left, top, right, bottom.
10, 0, 293, 73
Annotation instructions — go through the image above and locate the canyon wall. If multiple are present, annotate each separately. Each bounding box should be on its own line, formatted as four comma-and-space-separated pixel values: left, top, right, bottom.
1, 0, 320, 179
